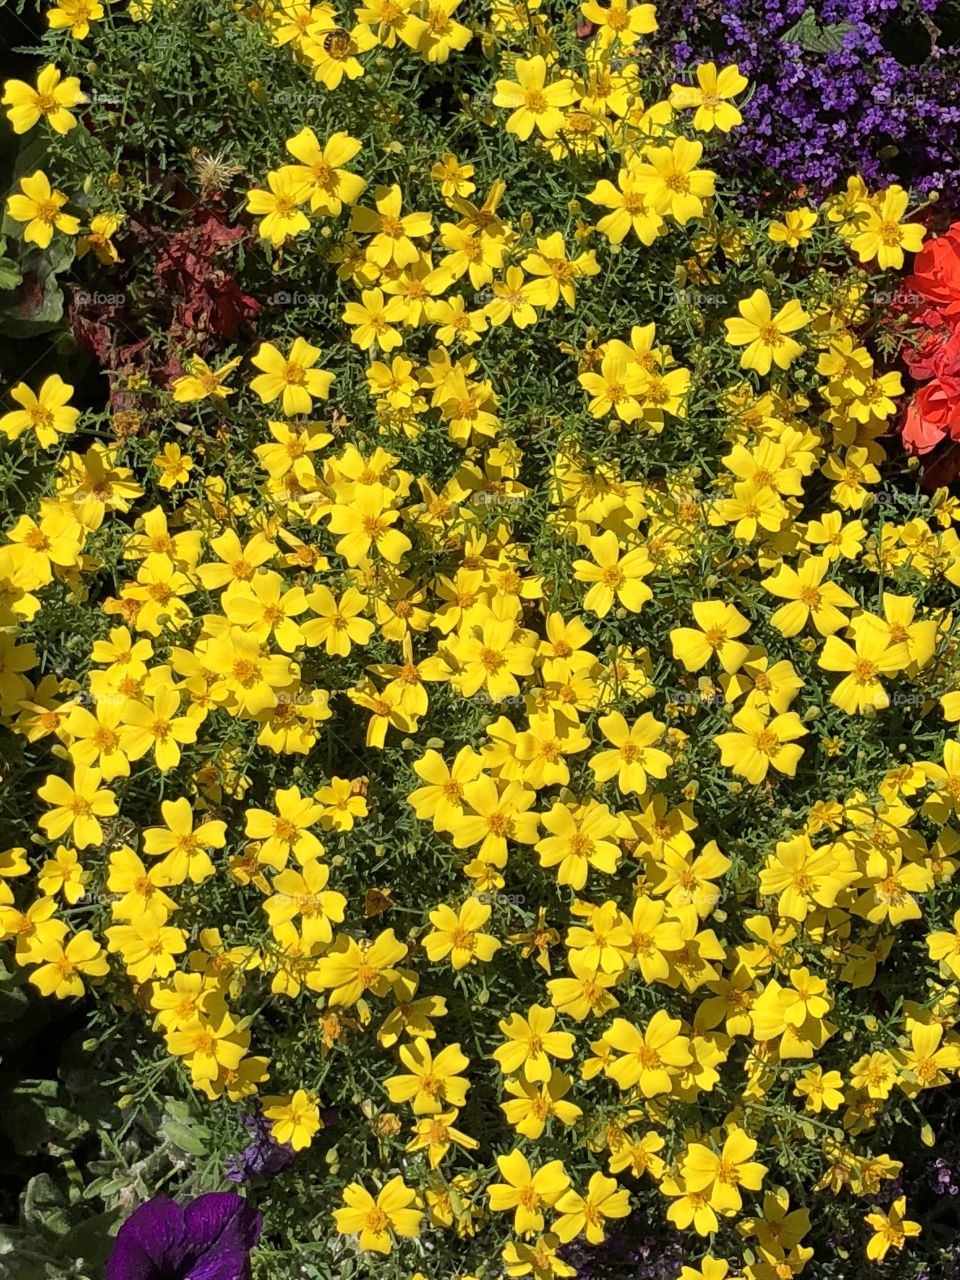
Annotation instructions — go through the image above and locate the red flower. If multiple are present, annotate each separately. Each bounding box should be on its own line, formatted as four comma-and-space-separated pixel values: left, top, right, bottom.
904, 324, 960, 381
906, 221, 960, 316
902, 376, 960, 455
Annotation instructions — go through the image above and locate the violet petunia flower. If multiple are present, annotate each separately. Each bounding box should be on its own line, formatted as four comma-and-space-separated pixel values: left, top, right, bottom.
106, 1192, 262, 1280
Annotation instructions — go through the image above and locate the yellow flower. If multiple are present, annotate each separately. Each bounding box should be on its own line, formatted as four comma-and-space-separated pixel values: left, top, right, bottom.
6, 170, 80, 248
521, 231, 599, 310
77, 212, 123, 264
0, 375, 79, 447
244, 785, 326, 867
142, 797, 226, 885
580, 0, 657, 51
552, 1172, 630, 1244
794, 1066, 845, 1112
28, 929, 107, 999
724, 289, 809, 374
573, 531, 653, 617
280, 127, 366, 214
104, 916, 186, 983
671, 601, 751, 673
768, 207, 818, 247
423, 898, 501, 969
342, 287, 407, 350
153, 443, 193, 489
430, 152, 475, 198
762, 555, 857, 636
250, 338, 334, 417
677, 1259, 729, 1280
586, 166, 665, 247
603, 1011, 693, 1095
418, 0, 473, 63
487, 1149, 570, 1237
47, 0, 105, 39
670, 62, 747, 132
502, 1234, 576, 1279
632, 138, 716, 224
714, 705, 807, 785
850, 188, 925, 270
501, 1069, 581, 1139
494, 1004, 575, 1081
313, 928, 408, 1005
37, 766, 117, 850
333, 1176, 423, 1254
350, 183, 432, 267
406, 1109, 480, 1166
37, 845, 87, 904
535, 800, 620, 888
384, 1038, 470, 1114
493, 55, 578, 141
2, 65, 86, 134
680, 1126, 768, 1214
326, 483, 411, 565
245, 168, 311, 246
262, 1089, 323, 1150
818, 620, 910, 714
172, 355, 242, 403
590, 711, 671, 795
864, 1196, 920, 1261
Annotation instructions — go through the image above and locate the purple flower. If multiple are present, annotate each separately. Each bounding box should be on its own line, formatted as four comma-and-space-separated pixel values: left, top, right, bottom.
652, 0, 960, 202
225, 1108, 296, 1184
106, 1192, 262, 1280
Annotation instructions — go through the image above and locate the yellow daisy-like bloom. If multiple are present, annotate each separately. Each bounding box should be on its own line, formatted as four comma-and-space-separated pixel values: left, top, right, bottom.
2, 64, 86, 134
493, 55, 578, 141
423, 897, 501, 969
669, 62, 747, 132
0, 375, 80, 448
6, 170, 80, 248
850, 186, 926, 270
724, 289, 810, 374
864, 1196, 921, 1261
333, 1176, 423, 1254
245, 168, 311, 246
250, 337, 335, 416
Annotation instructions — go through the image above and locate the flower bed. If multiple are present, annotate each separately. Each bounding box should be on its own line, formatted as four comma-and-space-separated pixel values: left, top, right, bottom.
1, 3, 959, 1279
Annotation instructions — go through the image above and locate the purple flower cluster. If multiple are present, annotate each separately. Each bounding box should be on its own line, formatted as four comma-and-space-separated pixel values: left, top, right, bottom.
656, 0, 960, 199
929, 1156, 960, 1197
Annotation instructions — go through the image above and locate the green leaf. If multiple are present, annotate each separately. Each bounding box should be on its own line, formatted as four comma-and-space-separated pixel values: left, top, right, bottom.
160, 1115, 210, 1156
0, 257, 21, 292
57, 1211, 119, 1269
781, 8, 856, 51
22, 1175, 71, 1239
